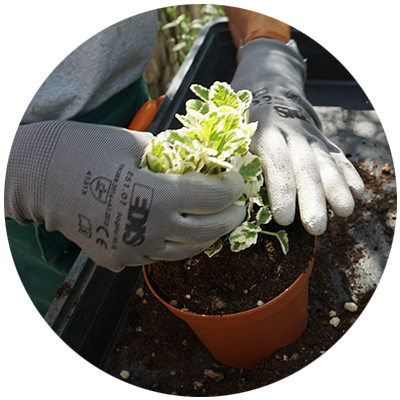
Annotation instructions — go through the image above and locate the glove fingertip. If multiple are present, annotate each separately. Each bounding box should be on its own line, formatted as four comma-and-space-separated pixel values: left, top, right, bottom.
231, 203, 247, 227
219, 170, 245, 192
270, 198, 296, 227
272, 211, 295, 227
302, 218, 327, 236
351, 181, 366, 198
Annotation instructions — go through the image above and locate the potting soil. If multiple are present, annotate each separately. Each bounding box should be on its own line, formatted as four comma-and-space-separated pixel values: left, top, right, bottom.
106, 160, 395, 396
147, 214, 315, 315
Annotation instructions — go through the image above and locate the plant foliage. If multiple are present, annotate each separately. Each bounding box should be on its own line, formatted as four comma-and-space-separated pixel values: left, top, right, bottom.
162, 5, 225, 64
141, 81, 289, 256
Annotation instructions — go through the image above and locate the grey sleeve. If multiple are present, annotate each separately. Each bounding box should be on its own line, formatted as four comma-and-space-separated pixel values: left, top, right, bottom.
22, 10, 158, 124
5, 121, 70, 225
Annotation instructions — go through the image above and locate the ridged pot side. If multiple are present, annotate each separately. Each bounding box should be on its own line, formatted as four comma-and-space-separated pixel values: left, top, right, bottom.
143, 237, 316, 369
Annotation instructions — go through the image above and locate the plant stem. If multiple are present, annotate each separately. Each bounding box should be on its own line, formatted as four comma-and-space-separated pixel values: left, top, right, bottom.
260, 230, 279, 237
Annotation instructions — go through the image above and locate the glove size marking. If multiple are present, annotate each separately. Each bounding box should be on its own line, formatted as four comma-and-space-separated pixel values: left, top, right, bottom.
122, 183, 154, 247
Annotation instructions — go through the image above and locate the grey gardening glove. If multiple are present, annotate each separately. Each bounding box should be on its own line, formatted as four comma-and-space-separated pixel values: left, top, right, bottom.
5, 120, 246, 271
231, 38, 365, 235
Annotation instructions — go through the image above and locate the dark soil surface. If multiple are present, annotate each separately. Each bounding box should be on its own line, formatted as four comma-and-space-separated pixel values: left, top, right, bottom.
147, 215, 315, 315
106, 160, 396, 396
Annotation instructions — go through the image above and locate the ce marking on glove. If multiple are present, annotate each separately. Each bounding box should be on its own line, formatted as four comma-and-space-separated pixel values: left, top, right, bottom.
95, 225, 109, 249
78, 214, 109, 249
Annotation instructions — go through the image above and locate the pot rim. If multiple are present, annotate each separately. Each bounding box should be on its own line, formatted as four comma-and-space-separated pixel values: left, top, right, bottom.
143, 236, 317, 320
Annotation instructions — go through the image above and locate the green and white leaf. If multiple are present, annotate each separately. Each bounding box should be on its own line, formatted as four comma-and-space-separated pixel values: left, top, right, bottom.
230, 153, 264, 197
256, 206, 272, 225
229, 221, 262, 252
237, 89, 252, 110
275, 230, 289, 255
208, 81, 240, 110
204, 239, 224, 258
234, 194, 246, 207
254, 186, 269, 207
230, 153, 262, 179
190, 83, 209, 102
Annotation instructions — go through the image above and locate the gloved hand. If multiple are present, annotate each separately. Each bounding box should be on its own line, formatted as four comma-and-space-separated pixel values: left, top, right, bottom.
231, 38, 365, 235
5, 120, 246, 271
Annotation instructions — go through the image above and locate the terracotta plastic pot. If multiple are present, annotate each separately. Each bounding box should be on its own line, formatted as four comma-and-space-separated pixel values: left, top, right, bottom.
143, 238, 316, 369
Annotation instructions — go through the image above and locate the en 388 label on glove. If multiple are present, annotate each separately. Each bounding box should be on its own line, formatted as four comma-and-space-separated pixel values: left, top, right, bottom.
79, 164, 152, 251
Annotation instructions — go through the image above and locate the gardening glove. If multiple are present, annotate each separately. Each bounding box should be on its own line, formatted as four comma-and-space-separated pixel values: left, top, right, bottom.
231, 38, 365, 235
5, 120, 246, 271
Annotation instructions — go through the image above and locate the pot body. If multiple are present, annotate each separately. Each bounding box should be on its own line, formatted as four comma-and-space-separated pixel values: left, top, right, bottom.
143, 240, 316, 369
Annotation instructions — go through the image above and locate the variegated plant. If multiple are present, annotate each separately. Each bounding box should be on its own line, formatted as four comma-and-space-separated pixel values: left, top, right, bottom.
141, 81, 288, 256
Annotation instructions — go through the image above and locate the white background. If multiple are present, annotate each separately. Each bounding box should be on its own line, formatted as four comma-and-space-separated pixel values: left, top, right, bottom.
1, 1, 398, 399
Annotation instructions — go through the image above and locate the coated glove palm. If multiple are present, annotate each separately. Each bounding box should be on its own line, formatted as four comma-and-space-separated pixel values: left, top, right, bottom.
6, 121, 246, 271
231, 39, 364, 235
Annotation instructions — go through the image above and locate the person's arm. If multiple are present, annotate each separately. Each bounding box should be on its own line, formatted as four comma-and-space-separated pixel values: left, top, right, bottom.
5, 11, 247, 272
223, 6, 290, 47
224, 7, 365, 235
5, 120, 246, 271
